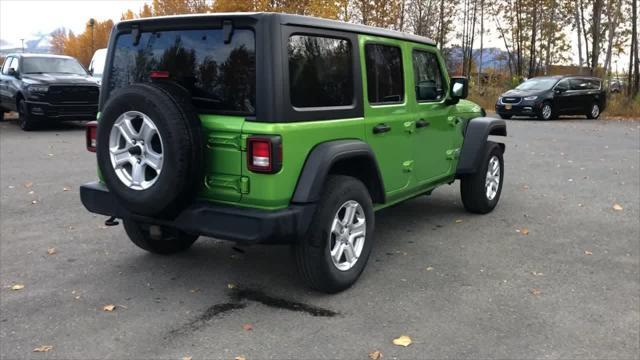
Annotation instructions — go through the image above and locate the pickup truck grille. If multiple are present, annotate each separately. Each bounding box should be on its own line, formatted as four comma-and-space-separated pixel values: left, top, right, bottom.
48, 85, 99, 104
501, 97, 522, 104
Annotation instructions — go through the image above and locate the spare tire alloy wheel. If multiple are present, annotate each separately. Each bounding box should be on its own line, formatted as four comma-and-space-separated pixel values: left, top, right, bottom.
330, 200, 367, 271
109, 111, 164, 190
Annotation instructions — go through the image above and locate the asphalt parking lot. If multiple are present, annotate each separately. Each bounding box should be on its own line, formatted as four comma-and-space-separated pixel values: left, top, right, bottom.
1, 114, 639, 359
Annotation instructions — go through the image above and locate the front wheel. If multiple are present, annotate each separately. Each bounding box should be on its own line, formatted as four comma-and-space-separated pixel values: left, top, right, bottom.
460, 142, 504, 214
538, 102, 554, 120
18, 100, 37, 131
586, 103, 601, 119
123, 219, 198, 255
293, 175, 374, 293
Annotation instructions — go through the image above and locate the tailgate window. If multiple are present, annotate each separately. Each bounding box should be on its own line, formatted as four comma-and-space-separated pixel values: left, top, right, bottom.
108, 28, 255, 115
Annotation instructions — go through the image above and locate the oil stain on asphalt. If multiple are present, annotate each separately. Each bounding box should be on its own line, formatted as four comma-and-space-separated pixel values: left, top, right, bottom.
169, 287, 338, 335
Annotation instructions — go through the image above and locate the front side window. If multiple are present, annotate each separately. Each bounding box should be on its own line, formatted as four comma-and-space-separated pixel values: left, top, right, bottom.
22, 57, 85, 75
288, 35, 353, 108
570, 78, 590, 91
365, 44, 404, 104
110, 28, 256, 115
2, 57, 13, 74
412, 50, 445, 102
555, 79, 569, 91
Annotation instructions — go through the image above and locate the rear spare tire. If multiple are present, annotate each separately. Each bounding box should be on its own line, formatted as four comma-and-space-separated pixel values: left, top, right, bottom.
96, 83, 203, 217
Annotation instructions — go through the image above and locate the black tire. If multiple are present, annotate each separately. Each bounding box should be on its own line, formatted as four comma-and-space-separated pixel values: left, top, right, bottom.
123, 219, 198, 255
460, 142, 504, 214
96, 83, 203, 217
537, 102, 555, 120
18, 99, 37, 131
498, 114, 512, 120
293, 175, 375, 293
0, 109, 5, 122
586, 103, 601, 119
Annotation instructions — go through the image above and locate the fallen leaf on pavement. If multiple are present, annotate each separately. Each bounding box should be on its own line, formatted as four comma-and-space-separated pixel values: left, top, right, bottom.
531, 271, 544, 276
190, 288, 200, 293
392, 335, 412, 347
530, 288, 542, 296
182, 356, 192, 360
613, 203, 623, 211
369, 350, 383, 360
31, 200, 38, 205
47, 248, 57, 255
426, 266, 433, 271
33, 345, 53, 353
520, 228, 529, 235
103, 304, 116, 312
235, 356, 247, 360
63, 187, 70, 192
584, 250, 593, 255
455, 219, 463, 223
227, 283, 236, 289
24, 181, 33, 188
11, 284, 24, 291
243, 323, 253, 331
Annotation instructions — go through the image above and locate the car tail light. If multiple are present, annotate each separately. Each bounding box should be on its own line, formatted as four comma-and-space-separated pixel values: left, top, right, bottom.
247, 136, 282, 173
150, 70, 170, 79
86, 121, 98, 152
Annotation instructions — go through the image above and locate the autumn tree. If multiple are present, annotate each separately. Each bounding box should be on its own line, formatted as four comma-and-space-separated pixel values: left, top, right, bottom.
49, 19, 114, 66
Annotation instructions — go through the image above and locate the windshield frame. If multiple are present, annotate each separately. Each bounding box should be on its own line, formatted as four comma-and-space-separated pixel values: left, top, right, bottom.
21, 57, 88, 76
515, 77, 559, 91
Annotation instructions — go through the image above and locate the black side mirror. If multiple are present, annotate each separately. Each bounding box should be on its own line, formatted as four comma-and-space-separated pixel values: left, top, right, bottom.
446, 76, 468, 105
8, 68, 18, 77
555, 87, 566, 94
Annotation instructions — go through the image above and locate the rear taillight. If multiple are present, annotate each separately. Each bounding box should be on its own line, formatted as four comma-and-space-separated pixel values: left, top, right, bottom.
86, 121, 97, 152
247, 136, 282, 173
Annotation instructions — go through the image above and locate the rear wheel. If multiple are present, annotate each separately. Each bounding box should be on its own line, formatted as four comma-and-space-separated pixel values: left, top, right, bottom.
586, 103, 601, 119
460, 142, 504, 214
18, 99, 37, 131
123, 219, 198, 254
293, 175, 374, 293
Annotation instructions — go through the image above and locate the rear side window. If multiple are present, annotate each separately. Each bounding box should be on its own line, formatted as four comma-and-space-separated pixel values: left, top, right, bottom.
365, 44, 404, 104
109, 29, 256, 115
288, 35, 353, 108
412, 50, 445, 102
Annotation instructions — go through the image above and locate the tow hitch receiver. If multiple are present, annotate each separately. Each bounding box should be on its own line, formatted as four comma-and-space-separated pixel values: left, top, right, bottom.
104, 216, 120, 226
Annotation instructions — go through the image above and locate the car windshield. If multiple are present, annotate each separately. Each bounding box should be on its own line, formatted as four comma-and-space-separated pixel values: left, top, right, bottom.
22, 57, 87, 75
515, 78, 558, 91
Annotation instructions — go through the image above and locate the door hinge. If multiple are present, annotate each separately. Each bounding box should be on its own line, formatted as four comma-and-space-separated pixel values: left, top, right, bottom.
205, 175, 250, 194
207, 134, 243, 150
446, 148, 461, 160
402, 160, 414, 172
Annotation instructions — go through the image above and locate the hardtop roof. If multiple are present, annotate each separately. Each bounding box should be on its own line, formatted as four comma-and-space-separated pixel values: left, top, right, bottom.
117, 12, 437, 46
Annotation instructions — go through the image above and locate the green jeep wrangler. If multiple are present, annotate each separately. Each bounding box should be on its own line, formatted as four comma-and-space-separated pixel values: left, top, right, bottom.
80, 13, 506, 293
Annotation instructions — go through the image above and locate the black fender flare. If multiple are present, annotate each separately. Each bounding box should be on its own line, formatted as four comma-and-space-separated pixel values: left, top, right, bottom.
456, 117, 507, 177
292, 140, 385, 204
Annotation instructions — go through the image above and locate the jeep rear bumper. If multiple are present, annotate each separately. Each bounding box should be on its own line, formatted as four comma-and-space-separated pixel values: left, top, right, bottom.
80, 182, 316, 244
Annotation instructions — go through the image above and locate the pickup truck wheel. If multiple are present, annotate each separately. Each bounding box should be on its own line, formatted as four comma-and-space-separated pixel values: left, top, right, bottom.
123, 219, 198, 255
460, 142, 504, 214
97, 83, 203, 217
294, 175, 374, 293
18, 100, 37, 131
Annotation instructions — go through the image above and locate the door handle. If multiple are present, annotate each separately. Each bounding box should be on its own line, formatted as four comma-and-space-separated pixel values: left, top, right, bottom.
416, 119, 430, 128
373, 123, 391, 134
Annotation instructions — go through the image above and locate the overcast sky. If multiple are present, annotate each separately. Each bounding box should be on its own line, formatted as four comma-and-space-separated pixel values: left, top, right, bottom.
0, 0, 631, 71
0, 0, 148, 48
